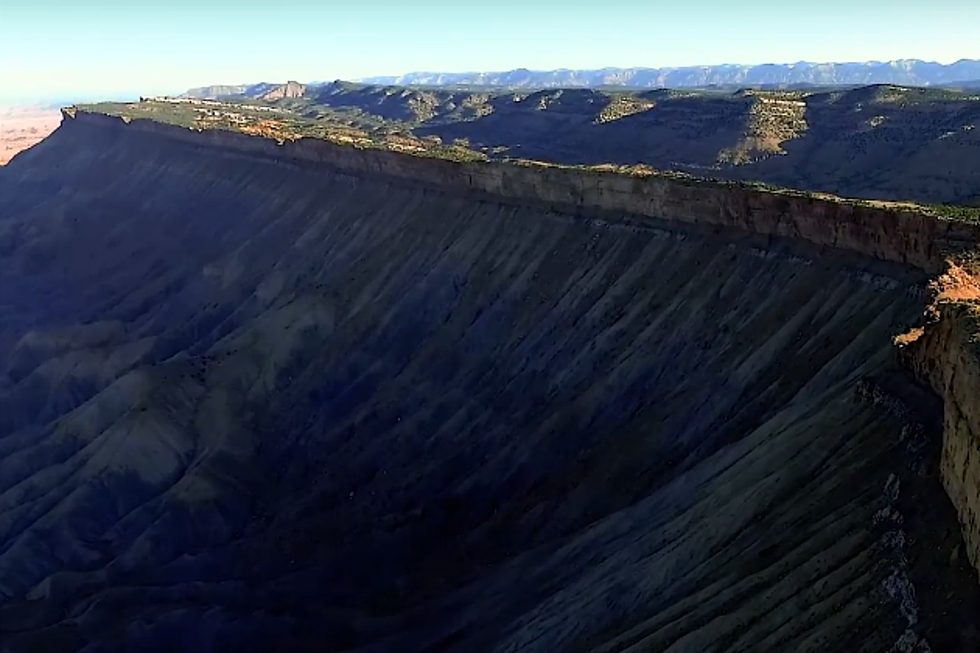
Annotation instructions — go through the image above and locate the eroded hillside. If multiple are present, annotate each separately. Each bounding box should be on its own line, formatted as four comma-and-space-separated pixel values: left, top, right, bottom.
0, 113, 980, 652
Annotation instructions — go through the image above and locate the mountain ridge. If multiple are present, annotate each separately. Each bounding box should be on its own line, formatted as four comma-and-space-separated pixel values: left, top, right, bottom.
357, 59, 980, 89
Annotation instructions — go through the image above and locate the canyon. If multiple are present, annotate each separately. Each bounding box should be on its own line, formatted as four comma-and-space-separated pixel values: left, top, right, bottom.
0, 109, 979, 651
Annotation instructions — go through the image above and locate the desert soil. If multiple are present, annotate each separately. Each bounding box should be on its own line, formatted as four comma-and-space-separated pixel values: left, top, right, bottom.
0, 106, 61, 165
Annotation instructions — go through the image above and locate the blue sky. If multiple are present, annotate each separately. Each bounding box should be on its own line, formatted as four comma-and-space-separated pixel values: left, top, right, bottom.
1, 0, 978, 103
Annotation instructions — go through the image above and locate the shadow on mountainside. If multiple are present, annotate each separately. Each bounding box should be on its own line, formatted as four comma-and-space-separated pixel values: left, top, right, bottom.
0, 120, 978, 651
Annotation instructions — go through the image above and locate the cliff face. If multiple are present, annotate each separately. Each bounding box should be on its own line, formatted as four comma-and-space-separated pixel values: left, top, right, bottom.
899, 300, 980, 577
2, 110, 980, 651
63, 109, 980, 273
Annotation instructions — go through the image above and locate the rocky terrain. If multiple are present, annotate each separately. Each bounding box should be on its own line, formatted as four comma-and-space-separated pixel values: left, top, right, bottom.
0, 107, 61, 165
1, 107, 980, 652
173, 81, 980, 206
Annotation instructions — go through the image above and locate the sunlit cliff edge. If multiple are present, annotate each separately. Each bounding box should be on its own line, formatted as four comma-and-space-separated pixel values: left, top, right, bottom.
55, 106, 980, 585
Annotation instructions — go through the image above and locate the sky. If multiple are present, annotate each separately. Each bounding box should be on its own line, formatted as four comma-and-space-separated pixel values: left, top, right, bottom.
1, 0, 978, 103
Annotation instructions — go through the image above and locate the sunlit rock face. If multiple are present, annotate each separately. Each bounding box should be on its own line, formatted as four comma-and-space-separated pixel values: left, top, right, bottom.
0, 119, 978, 652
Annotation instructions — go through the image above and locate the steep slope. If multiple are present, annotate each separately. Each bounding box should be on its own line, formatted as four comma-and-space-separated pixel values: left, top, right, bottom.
0, 117, 979, 652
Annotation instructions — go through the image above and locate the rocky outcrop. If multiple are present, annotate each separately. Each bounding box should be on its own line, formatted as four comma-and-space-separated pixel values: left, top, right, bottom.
258, 81, 305, 102
898, 300, 980, 581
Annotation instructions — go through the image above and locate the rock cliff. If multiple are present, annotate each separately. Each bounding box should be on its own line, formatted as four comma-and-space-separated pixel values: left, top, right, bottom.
0, 108, 979, 651
63, 108, 980, 274
899, 294, 980, 580
57, 115, 980, 574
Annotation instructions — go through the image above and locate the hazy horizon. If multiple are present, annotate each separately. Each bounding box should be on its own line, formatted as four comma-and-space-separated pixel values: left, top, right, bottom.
2, 0, 979, 105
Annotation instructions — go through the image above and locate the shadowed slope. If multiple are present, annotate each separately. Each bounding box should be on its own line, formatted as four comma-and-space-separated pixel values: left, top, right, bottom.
0, 122, 977, 651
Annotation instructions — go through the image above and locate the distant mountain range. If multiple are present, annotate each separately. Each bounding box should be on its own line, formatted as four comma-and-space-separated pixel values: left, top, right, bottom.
357, 59, 980, 89
180, 61, 980, 104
